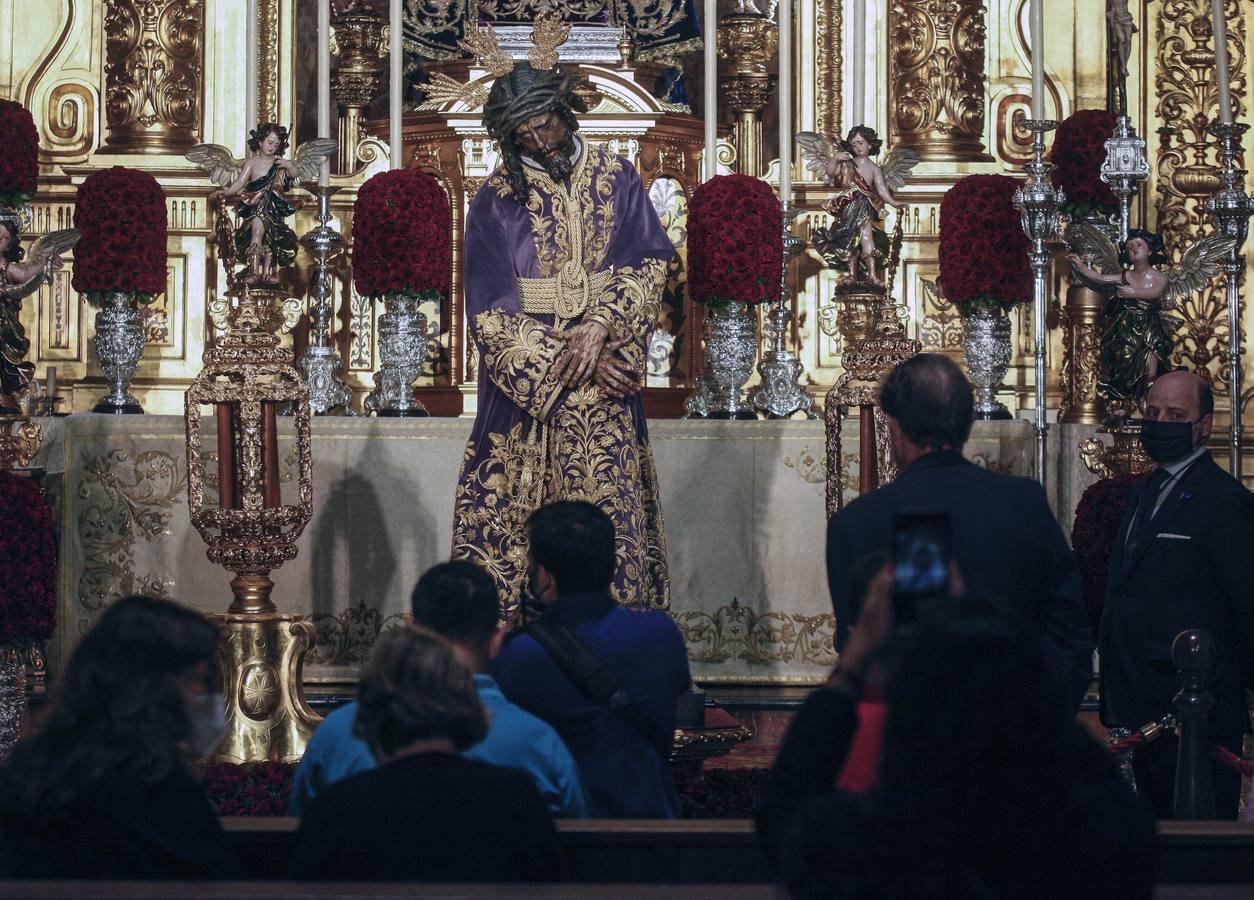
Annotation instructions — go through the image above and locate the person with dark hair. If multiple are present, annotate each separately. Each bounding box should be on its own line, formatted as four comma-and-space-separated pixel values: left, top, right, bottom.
289, 559, 586, 818
451, 51, 675, 612
289, 627, 563, 882
826, 353, 1092, 707
758, 570, 1155, 899
1101, 369, 1254, 818
0, 595, 239, 879
492, 500, 692, 817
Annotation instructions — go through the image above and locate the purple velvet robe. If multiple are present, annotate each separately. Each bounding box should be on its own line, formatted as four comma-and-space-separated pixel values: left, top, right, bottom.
452, 141, 675, 611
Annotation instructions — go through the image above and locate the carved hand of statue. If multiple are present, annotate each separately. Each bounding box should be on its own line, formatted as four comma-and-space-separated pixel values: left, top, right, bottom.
592, 340, 643, 400
554, 320, 609, 387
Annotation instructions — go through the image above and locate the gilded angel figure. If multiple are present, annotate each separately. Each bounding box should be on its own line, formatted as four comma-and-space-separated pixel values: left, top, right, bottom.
798, 126, 920, 284
1068, 223, 1236, 422
0, 217, 79, 406
186, 124, 336, 285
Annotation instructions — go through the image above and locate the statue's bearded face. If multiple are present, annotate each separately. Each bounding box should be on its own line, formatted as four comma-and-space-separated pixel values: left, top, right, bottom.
513, 111, 577, 180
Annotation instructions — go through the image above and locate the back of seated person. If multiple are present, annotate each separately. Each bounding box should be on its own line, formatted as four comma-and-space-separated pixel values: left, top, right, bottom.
289, 626, 563, 882
0, 595, 239, 880
491, 501, 692, 818
757, 569, 1155, 899
289, 559, 586, 818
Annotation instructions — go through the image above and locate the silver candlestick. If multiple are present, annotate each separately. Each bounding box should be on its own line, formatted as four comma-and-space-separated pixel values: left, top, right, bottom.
1013, 119, 1066, 486
1100, 115, 1150, 243
298, 185, 354, 415
1204, 122, 1254, 479
751, 202, 818, 419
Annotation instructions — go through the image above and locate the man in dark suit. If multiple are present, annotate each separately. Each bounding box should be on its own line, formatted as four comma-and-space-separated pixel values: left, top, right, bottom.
826, 353, 1092, 706
1101, 370, 1254, 818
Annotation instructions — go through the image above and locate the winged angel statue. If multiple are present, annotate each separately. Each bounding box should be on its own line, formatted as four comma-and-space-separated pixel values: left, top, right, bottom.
1067, 222, 1236, 421
797, 126, 920, 285
186, 124, 336, 286
0, 219, 79, 405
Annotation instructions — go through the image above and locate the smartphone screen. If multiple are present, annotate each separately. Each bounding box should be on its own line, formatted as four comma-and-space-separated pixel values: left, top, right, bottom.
892, 512, 951, 624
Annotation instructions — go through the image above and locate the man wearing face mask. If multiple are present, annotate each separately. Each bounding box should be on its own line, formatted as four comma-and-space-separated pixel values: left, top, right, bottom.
1100, 370, 1254, 818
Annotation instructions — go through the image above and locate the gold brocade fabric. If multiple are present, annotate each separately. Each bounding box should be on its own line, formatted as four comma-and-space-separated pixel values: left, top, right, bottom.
451, 143, 673, 614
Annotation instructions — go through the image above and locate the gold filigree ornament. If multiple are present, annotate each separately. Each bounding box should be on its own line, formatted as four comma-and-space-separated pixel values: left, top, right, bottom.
0, 417, 41, 471
421, 12, 570, 110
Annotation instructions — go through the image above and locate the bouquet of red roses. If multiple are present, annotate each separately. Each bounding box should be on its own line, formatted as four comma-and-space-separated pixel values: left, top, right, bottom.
352, 169, 451, 301
0, 471, 56, 647
72, 166, 167, 304
0, 100, 38, 209
1051, 109, 1118, 218
688, 174, 782, 307
938, 174, 1032, 315
1071, 471, 1140, 639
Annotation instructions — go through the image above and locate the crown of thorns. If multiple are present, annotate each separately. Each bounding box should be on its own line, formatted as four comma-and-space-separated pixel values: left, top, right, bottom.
421, 12, 570, 111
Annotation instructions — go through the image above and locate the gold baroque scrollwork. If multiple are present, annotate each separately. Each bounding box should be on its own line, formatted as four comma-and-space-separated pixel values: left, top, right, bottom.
258, 0, 279, 124
1153, 0, 1248, 394
75, 449, 186, 635
674, 598, 836, 666
102, 0, 204, 153
888, 0, 992, 161
815, 0, 843, 136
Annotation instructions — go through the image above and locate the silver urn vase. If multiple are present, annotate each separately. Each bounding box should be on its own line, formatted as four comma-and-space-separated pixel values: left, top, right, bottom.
92, 290, 145, 414
364, 291, 430, 417
704, 300, 759, 420
0, 648, 24, 760
961, 305, 1013, 420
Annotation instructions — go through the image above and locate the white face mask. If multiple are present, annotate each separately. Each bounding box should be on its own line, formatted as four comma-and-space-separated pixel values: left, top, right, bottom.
186, 693, 229, 758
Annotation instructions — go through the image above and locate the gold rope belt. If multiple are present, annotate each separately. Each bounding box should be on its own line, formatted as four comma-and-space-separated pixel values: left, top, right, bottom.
518, 263, 612, 320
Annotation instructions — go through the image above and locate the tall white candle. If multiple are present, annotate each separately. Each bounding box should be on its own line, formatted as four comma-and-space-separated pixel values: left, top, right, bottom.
1029, 0, 1044, 119
246, 0, 258, 128
779, 0, 791, 199
318, 0, 331, 186
851, 0, 865, 127
1212, 0, 1234, 124
390, 0, 403, 169
703, 0, 717, 180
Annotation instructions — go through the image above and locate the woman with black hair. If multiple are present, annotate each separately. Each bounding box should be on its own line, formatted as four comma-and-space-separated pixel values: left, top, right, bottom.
757, 566, 1155, 899
0, 595, 239, 879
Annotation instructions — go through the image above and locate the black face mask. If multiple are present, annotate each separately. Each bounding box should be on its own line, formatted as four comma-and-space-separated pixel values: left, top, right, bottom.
1139, 418, 1200, 464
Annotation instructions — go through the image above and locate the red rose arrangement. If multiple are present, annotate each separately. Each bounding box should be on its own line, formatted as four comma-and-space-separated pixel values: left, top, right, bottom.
1050, 109, 1118, 218
688, 174, 782, 307
202, 761, 295, 816
352, 169, 451, 301
0, 100, 38, 209
1071, 471, 1139, 640
938, 174, 1032, 315
0, 471, 57, 647
72, 166, 167, 304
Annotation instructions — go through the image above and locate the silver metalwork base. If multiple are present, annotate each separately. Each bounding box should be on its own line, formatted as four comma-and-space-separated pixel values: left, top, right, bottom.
299, 186, 355, 415
961, 307, 1013, 420
364, 293, 430, 417
752, 203, 817, 419
691, 301, 759, 420
92, 291, 145, 414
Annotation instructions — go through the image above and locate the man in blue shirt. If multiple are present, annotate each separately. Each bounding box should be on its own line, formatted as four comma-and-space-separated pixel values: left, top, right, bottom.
492, 501, 693, 818
289, 561, 587, 818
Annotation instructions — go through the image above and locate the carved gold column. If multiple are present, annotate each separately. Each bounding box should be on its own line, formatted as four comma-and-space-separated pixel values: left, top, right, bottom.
102, 0, 204, 153
717, 13, 777, 177
331, 0, 388, 176
1153, 0, 1248, 396
1058, 284, 1105, 424
257, 0, 280, 124
815, 0, 843, 137
887, 0, 992, 161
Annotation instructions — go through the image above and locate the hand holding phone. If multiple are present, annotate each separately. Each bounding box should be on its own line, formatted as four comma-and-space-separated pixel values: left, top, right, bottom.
891, 511, 952, 625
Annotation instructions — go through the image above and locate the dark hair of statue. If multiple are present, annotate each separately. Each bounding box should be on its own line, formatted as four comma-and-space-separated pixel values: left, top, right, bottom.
410, 559, 501, 647
247, 122, 290, 156
879, 353, 974, 450
841, 125, 883, 156
483, 63, 588, 205
1118, 227, 1170, 267
353, 626, 488, 758
1, 220, 24, 263
0, 595, 220, 824
527, 500, 616, 594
